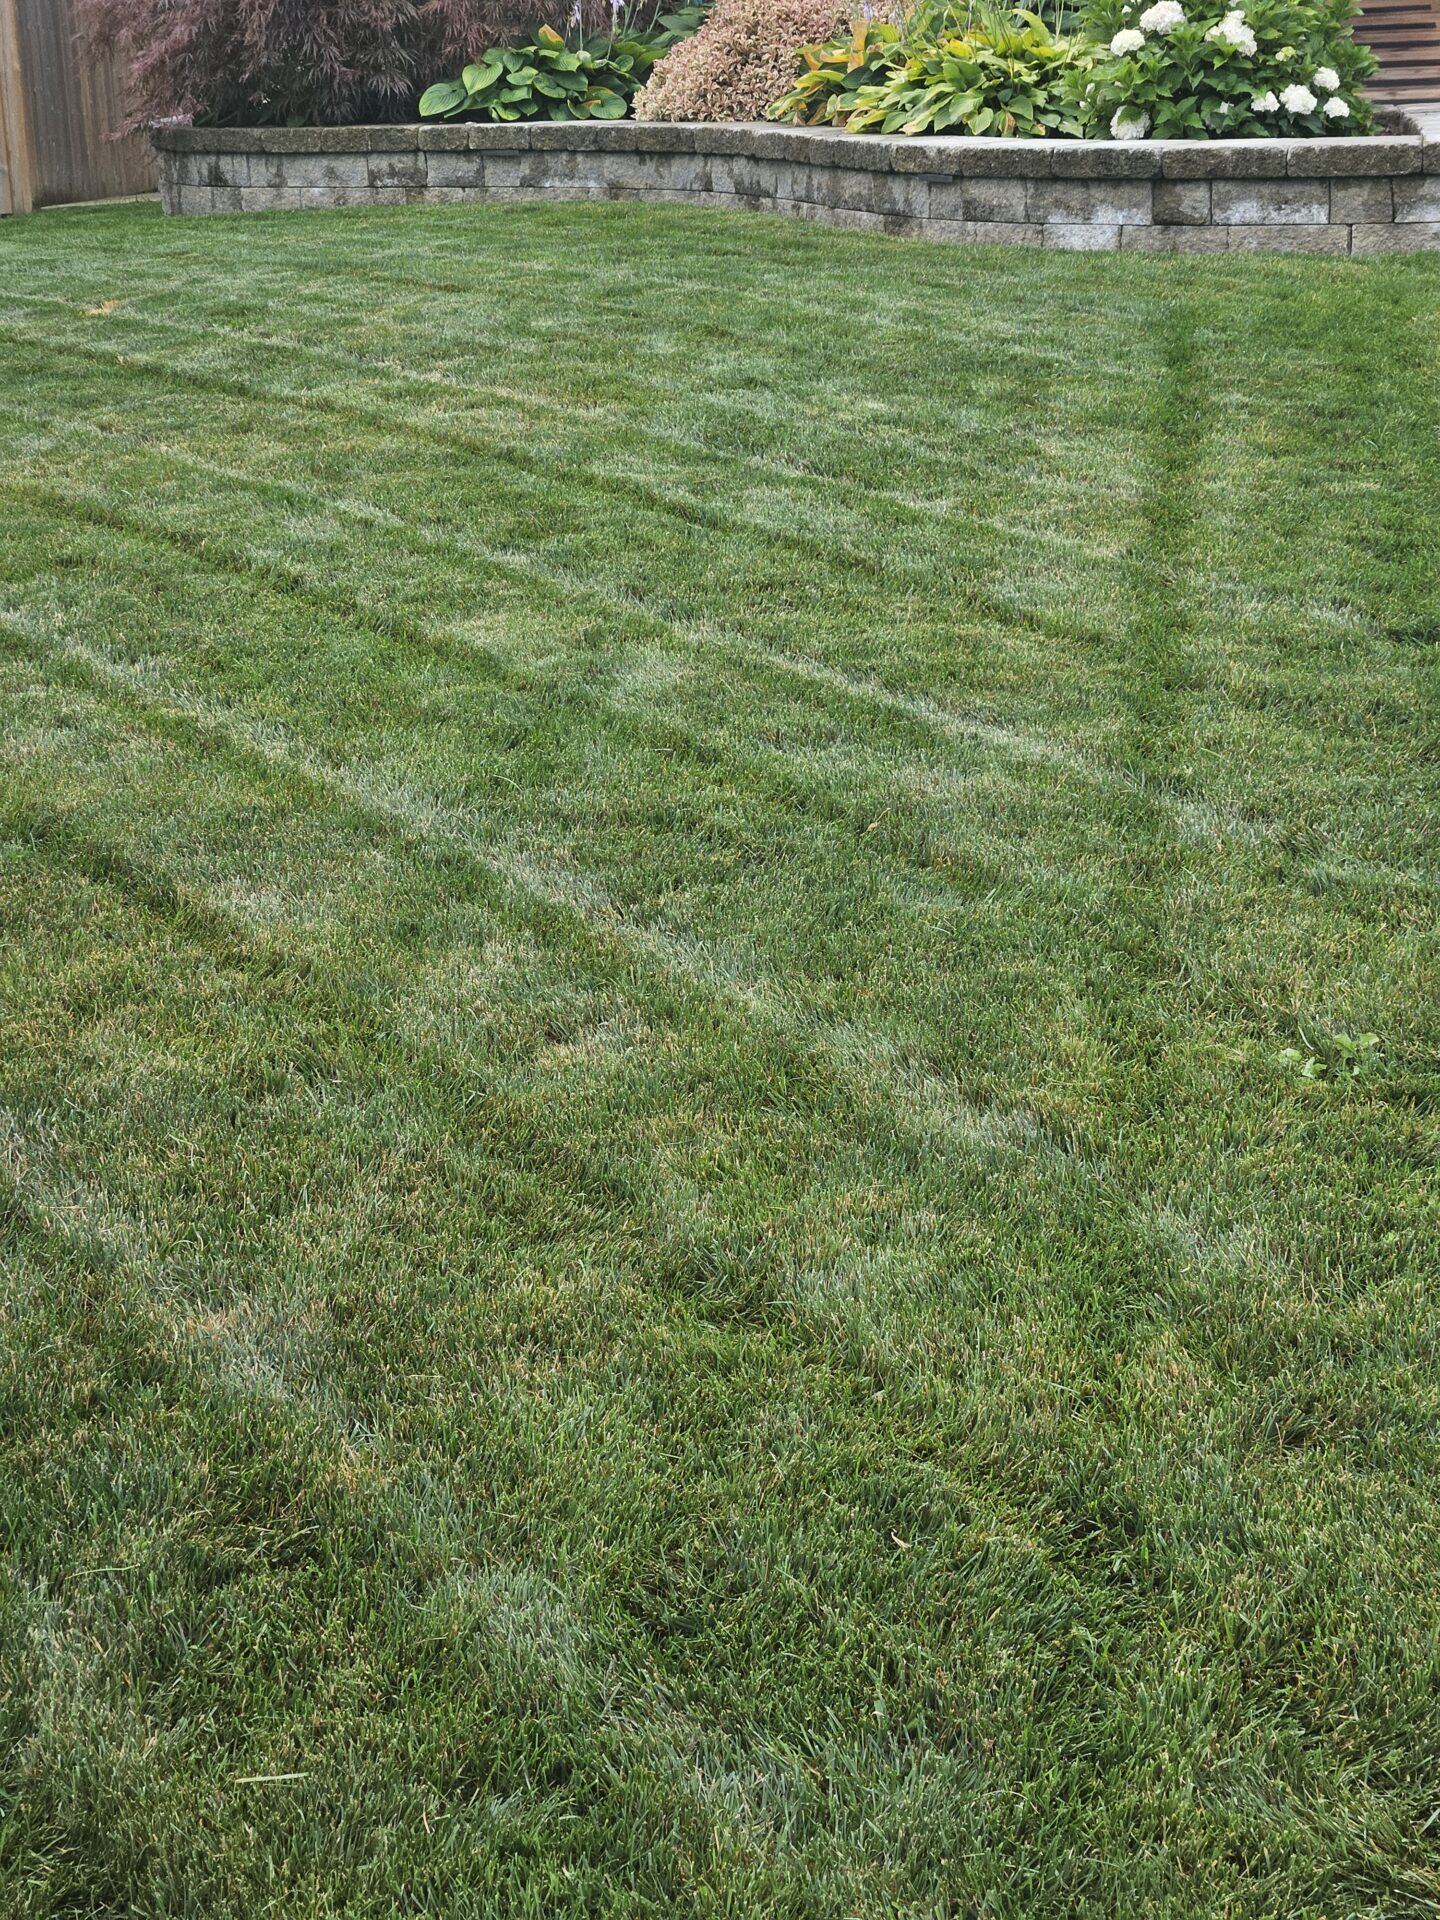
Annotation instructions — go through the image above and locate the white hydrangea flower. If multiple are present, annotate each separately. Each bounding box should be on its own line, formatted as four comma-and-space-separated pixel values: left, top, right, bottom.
1252, 89, 1279, 110
1314, 65, 1340, 89
1110, 27, 1146, 52
1138, 0, 1185, 32
1280, 81, 1317, 112
1111, 105, 1152, 138
1205, 9, 1257, 53
1322, 94, 1350, 117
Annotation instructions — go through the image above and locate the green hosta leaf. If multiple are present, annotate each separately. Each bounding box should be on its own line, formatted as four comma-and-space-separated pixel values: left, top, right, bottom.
418, 80, 468, 117
461, 60, 502, 92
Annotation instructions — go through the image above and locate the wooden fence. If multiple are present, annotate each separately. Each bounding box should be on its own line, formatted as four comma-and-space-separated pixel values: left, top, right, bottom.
1, 0, 155, 214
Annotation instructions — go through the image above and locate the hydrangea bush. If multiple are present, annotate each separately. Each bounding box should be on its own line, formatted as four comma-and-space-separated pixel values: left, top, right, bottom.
1081, 0, 1376, 138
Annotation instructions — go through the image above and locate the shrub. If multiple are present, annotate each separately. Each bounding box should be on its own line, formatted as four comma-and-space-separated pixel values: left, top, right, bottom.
842, 6, 1092, 135
633, 0, 846, 120
767, 17, 905, 123
78, 0, 665, 128
419, 3, 708, 119
1080, 0, 1375, 136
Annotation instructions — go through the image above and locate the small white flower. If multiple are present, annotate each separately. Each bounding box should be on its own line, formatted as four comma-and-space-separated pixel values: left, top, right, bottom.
1322, 94, 1350, 117
1110, 27, 1146, 52
1215, 100, 1230, 114
1205, 9, 1257, 52
1252, 89, 1279, 110
1111, 105, 1152, 138
1314, 65, 1340, 90
1280, 81, 1317, 112
1138, 0, 1184, 31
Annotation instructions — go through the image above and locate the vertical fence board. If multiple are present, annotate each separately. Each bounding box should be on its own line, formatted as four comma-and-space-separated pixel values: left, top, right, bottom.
11, 0, 154, 209
0, 0, 34, 215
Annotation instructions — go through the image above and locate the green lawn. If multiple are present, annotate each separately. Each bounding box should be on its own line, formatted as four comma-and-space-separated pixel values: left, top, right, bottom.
1, 198, 1438, 1918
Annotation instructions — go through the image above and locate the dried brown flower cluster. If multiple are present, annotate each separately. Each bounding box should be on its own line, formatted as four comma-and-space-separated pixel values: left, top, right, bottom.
633, 0, 846, 121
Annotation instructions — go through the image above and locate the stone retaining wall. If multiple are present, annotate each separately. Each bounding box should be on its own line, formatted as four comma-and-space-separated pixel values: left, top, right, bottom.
154, 119, 1440, 252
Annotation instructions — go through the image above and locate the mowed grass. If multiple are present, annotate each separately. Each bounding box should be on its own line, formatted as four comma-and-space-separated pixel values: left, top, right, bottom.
0, 197, 1437, 1918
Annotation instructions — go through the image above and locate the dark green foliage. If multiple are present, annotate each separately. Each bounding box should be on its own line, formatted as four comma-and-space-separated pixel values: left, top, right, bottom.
420, 4, 709, 119
1082, 0, 1376, 139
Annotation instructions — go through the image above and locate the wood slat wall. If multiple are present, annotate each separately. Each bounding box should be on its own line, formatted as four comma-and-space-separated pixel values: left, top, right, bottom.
1360, 0, 1440, 102
1, 0, 154, 214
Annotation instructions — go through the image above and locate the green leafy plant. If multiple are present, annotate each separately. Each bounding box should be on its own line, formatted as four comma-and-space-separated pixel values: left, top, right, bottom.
1080, 0, 1375, 139
1279, 1026, 1383, 1082
842, 6, 1092, 135
419, 4, 710, 122
768, 17, 905, 124
420, 26, 631, 119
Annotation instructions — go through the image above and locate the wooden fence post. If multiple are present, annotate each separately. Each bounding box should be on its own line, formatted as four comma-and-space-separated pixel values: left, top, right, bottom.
0, 0, 35, 215
0, 0, 32, 216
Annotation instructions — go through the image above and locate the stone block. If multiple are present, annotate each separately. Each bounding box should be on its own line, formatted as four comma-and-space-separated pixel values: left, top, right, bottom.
422, 186, 490, 204
1394, 176, 1440, 220
1159, 139, 1290, 179
1026, 179, 1151, 224
258, 127, 362, 153
793, 201, 920, 235
973, 222, 1046, 246
1330, 177, 1393, 222
1153, 178, 1210, 224
367, 125, 422, 151
1351, 219, 1440, 251
958, 138, 1056, 178
1288, 136, 1420, 176
709, 156, 784, 200
469, 125, 532, 150
888, 138, 966, 178
629, 123, 698, 152
528, 121, 638, 151
1225, 222, 1350, 252
771, 129, 893, 172
369, 152, 427, 189
930, 175, 1026, 222
799, 166, 927, 216
1042, 221, 1122, 249
418, 124, 469, 151
1048, 140, 1163, 179
478, 154, 525, 190
1211, 178, 1327, 223
687, 124, 766, 157
265, 153, 371, 191
426, 150, 483, 189
1121, 222, 1228, 251
180, 127, 261, 153
1426, 138, 1440, 174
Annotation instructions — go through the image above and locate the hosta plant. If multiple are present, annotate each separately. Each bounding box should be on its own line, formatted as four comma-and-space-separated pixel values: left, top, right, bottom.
843, 7, 1093, 135
1082, 0, 1375, 137
421, 25, 638, 118
768, 17, 904, 124
419, 4, 709, 120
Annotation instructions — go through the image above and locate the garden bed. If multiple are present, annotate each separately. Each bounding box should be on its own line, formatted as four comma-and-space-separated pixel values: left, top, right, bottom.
154, 117, 1440, 250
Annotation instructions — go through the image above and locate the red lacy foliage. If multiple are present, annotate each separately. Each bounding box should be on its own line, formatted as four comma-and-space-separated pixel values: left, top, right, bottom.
79, 0, 625, 127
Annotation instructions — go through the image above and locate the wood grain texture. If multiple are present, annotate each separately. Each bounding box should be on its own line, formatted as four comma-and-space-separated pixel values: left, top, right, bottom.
8, 0, 153, 209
